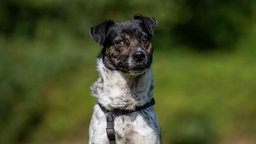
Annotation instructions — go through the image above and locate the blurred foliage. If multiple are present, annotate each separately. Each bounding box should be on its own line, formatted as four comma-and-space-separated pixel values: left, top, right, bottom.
1, 0, 254, 50
172, 0, 254, 50
0, 0, 256, 143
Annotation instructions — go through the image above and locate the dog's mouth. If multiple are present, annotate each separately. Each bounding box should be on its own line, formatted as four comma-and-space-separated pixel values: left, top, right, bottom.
115, 62, 151, 75
128, 58, 152, 74
128, 66, 147, 74
124, 51, 153, 74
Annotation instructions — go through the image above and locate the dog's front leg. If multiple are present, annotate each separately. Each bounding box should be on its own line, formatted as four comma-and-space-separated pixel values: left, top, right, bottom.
89, 105, 109, 144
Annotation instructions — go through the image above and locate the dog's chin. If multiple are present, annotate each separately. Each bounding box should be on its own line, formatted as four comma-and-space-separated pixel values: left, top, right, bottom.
127, 67, 149, 75
128, 70, 146, 75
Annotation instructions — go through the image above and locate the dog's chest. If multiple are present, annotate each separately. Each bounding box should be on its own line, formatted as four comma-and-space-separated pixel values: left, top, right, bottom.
90, 105, 159, 143
103, 71, 149, 99
113, 109, 158, 142
91, 59, 154, 110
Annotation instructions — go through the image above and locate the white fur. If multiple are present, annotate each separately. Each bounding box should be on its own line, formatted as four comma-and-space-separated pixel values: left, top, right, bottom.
89, 58, 161, 144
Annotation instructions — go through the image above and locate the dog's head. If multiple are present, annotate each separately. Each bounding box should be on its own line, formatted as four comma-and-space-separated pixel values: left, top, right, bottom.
90, 15, 157, 75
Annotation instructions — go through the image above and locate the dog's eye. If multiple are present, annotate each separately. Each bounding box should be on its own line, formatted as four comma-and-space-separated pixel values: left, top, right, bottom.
141, 35, 149, 42
115, 40, 126, 47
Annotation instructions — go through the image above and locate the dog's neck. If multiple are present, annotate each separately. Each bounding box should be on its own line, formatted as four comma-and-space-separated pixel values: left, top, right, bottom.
91, 58, 154, 110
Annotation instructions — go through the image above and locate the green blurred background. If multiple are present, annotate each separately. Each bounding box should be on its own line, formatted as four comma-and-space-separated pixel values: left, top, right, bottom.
1, 0, 256, 143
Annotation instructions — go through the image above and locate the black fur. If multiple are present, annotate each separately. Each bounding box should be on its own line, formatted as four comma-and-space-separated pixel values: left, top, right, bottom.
90, 15, 157, 74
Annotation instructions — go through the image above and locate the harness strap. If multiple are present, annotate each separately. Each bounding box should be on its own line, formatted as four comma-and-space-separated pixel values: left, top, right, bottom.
98, 98, 155, 144
106, 112, 116, 144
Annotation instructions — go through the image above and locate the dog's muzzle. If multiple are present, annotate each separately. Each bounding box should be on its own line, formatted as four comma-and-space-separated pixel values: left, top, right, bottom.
128, 49, 150, 73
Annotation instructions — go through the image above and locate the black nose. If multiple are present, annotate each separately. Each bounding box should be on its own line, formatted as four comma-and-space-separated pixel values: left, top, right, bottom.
132, 51, 146, 62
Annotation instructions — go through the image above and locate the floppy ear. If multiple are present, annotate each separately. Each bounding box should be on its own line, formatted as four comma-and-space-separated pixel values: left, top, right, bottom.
134, 15, 158, 35
89, 20, 114, 45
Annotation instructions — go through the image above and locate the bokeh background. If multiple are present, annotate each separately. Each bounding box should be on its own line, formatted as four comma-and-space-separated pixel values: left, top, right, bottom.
1, 0, 256, 143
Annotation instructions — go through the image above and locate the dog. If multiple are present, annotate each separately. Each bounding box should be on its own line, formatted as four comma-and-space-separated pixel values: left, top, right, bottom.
89, 15, 161, 144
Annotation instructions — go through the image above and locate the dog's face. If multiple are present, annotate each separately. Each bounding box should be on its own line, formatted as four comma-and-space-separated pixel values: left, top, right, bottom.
90, 15, 157, 74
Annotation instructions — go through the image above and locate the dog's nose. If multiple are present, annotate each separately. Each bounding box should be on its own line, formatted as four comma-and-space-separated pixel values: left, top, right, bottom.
132, 51, 146, 62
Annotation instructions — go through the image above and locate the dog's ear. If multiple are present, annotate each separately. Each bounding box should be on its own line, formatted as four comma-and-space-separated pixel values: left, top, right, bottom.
90, 20, 115, 45
134, 15, 158, 35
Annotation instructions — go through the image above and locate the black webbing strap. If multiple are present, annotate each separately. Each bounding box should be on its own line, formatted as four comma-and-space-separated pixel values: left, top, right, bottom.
106, 112, 116, 144
98, 98, 155, 144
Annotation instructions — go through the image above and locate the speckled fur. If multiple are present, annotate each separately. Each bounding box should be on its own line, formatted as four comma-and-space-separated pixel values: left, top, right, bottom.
89, 59, 160, 144
89, 15, 160, 144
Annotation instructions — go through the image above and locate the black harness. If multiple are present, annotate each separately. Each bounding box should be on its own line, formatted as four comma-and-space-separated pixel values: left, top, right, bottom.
98, 98, 155, 144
